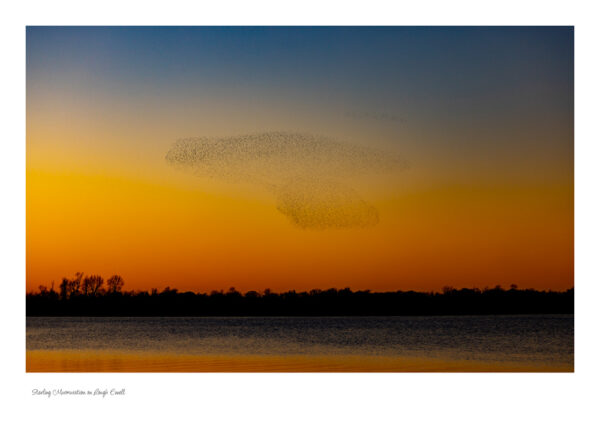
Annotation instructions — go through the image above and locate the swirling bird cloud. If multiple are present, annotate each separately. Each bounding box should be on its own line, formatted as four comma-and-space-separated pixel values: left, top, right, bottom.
165, 131, 407, 229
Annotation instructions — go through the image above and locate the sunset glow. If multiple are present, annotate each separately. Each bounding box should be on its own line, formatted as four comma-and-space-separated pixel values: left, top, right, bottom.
26, 27, 573, 293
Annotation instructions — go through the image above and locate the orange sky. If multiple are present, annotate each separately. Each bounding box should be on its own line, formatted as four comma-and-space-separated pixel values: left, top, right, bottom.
26, 27, 573, 293
26, 166, 573, 292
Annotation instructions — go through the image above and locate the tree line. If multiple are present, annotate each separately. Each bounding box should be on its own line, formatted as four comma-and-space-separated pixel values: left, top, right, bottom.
26, 273, 574, 316
35, 273, 125, 300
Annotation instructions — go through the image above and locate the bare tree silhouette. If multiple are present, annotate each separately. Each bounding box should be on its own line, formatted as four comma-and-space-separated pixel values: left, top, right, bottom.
59, 272, 84, 299
106, 275, 124, 294
84, 275, 104, 296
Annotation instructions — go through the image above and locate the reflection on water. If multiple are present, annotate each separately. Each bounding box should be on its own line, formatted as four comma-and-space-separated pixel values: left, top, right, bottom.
26, 315, 573, 372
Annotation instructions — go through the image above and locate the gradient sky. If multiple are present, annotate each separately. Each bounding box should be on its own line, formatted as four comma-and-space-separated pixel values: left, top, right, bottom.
26, 27, 573, 293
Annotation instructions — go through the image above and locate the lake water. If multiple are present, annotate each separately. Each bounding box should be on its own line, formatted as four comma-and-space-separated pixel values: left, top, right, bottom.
26, 315, 574, 372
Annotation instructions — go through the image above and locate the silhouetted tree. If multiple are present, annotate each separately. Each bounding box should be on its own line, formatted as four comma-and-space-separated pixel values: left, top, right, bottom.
227, 287, 241, 297
58, 273, 83, 300
84, 275, 104, 296
68, 272, 84, 297
81, 276, 91, 295
59, 278, 68, 300
106, 275, 124, 294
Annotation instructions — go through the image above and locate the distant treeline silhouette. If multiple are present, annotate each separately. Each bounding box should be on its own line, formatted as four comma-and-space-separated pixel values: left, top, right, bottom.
26, 273, 574, 316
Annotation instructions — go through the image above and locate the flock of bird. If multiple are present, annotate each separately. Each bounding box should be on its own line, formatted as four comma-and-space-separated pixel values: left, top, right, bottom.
166, 131, 407, 229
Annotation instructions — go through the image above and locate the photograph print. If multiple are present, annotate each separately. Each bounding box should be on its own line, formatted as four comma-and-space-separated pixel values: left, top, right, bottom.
26, 26, 574, 372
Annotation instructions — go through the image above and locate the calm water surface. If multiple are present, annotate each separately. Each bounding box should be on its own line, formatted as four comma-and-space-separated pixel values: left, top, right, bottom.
27, 315, 573, 368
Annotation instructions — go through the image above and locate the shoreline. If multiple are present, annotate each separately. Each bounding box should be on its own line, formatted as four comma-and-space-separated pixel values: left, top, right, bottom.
26, 350, 574, 373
